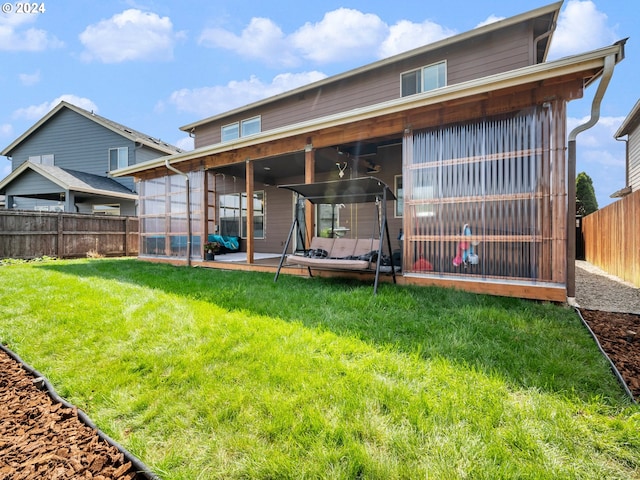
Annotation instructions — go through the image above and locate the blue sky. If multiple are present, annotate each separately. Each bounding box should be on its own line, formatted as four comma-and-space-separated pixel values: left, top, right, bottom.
1, 0, 637, 207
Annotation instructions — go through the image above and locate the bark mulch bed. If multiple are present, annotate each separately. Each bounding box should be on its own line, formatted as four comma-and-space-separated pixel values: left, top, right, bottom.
0, 348, 149, 480
579, 309, 640, 401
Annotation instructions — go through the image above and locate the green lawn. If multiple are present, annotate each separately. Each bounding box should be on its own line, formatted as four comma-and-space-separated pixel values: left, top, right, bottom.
0, 258, 638, 479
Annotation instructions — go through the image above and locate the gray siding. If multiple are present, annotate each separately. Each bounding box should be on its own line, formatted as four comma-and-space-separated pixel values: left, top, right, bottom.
629, 123, 640, 192
5, 169, 64, 196
195, 23, 533, 149
9, 108, 165, 192
10, 108, 134, 177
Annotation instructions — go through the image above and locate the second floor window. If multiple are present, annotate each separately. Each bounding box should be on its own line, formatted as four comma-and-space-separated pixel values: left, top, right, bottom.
221, 116, 261, 143
109, 147, 129, 171
401, 61, 446, 97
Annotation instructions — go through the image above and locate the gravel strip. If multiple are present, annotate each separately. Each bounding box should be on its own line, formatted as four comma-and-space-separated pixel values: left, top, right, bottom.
575, 261, 640, 314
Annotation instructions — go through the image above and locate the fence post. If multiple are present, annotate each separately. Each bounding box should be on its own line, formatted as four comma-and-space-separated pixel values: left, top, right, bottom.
57, 213, 64, 258
124, 217, 130, 257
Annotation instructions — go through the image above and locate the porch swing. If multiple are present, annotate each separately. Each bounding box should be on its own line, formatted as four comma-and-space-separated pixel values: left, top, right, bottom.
274, 177, 397, 294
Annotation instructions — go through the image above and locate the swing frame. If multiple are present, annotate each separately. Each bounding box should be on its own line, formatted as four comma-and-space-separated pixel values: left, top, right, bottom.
274, 177, 397, 294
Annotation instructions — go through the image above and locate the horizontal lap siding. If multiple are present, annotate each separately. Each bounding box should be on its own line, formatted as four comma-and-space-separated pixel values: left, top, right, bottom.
629, 128, 640, 190
194, 24, 533, 149
11, 109, 134, 177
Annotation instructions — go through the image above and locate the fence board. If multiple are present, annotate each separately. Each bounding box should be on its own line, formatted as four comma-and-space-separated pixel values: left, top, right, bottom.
0, 211, 139, 259
582, 189, 640, 287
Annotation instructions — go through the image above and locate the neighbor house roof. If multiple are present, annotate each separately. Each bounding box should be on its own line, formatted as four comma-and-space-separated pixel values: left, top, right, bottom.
0, 161, 138, 200
180, 1, 562, 133
113, 41, 626, 178
614, 98, 640, 138
1, 101, 182, 157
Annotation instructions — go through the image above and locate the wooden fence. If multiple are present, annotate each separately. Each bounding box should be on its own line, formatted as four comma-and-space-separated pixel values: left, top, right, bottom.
582, 189, 640, 287
0, 210, 138, 259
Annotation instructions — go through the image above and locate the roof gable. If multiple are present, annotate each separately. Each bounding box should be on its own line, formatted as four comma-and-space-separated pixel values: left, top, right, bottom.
0, 161, 137, 199
615, 98, 640, 138
1, 101, 181, 157
180, 1, 562, 132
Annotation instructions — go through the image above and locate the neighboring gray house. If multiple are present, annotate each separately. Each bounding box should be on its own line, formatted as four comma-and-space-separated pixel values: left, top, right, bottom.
0, 101, 182, 215
612, 98, 640, 198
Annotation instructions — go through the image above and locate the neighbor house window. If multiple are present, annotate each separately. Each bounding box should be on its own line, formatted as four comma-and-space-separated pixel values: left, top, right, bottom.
221, 116, 262, 143
109, 147, 129, 170
93, 204, 121, 215
28, 154, 54, 166
219, 191, 265, 239
401, 61, 446, 97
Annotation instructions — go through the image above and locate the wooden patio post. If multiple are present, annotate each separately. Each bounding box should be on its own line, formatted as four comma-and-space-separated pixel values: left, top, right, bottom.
305, 141, 315, 247
245, 159, 254, 264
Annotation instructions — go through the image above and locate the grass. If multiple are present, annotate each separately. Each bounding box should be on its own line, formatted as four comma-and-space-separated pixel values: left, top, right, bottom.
0, 257, 638, 479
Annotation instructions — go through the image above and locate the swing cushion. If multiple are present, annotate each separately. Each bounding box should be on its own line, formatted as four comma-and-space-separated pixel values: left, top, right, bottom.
286, 237, 381, 270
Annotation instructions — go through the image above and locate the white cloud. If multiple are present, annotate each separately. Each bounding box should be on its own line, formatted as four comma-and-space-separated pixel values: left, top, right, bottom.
291, 9, 387, 63
0, 123, 13, 137
166, 71, 328, 117
200, 8, 388, 66
13, 95, 98, 121
570, 115, 627, 207
378, 19, 456, 59
475, 15, 505, 29
0, 13, 63, 51
548, 0, 618, 60
199, 17, 298, 68
174, 136, 194, 152
19, 70, 40, 86
79, 9, 183, 63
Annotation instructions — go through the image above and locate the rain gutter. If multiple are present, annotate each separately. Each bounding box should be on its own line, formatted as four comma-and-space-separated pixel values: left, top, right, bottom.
165, 158, 191, 266
566, 41, 625, 299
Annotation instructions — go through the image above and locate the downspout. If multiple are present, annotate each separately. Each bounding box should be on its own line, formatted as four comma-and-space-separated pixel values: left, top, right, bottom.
566, 52, 616, 300
165, 158, 191, 267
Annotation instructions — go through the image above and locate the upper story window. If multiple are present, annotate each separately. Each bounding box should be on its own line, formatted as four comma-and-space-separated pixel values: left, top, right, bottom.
401, 61, 447, 97
109, 147, 129, 171
28, 154, 54, 166
221, 123, 239, 142
221, 116, 261, 143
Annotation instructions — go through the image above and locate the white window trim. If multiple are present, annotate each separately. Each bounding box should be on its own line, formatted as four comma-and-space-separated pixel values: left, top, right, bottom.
221, 122, 240, 142
109, 147, 129, 171
241, 116, 261, 137
400, 60, 447, 97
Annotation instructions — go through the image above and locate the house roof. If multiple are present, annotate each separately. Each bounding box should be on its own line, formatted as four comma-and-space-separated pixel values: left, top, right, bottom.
180, 1, 562, 132
614, 98, 640, 138
1, 101, 182, 157
0, 161, 137, 200
279, 177, 395, 204
113, 41, 626, 179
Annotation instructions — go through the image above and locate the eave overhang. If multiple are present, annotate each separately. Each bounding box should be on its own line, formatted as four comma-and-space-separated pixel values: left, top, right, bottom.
1, 101, 180, 157
113, 41, 625, 179
0, 162, 138, 200
180, 1, 562, 133
614, 98, 640, 139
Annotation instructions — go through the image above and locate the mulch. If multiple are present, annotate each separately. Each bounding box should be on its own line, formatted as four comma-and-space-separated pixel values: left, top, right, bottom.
579, 309, 640, 400
0, 348, 147, 480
